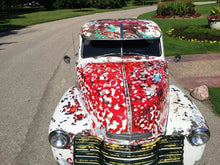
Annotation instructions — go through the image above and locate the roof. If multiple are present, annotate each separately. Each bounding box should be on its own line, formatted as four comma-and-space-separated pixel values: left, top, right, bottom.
81, 19, 162, 40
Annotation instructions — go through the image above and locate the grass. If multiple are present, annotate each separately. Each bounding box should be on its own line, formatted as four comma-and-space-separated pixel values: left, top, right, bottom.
138, 3, 220, 56
0, 4, 151, 33
194, 0, 216, 1
184, 26, 220, 36
208, 87, 220, 115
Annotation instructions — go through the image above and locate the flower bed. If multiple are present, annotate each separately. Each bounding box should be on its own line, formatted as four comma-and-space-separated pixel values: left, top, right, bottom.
153, 0, 201, 18
167, 26, 220, 44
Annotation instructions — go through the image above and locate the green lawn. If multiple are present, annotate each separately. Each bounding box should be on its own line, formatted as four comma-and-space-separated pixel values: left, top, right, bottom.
208, 87, 220, 116
194, 0, 216, 1
138, 3, 220, 56
0, 4, 151, 33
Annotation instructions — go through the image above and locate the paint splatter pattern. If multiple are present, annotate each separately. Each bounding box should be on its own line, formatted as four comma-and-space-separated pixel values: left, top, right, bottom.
77, 62, 128, 135
166, 85, 208, 135
77, 60, 169, 139
81, 19, 161, 40
49, 88, 91, 165
125, 61, 169, 135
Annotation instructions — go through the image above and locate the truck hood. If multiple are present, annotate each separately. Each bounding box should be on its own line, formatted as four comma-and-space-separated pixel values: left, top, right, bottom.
77, 60, 169, 139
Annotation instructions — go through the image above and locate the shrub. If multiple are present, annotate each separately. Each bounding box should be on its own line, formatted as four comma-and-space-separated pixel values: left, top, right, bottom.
133, 0, 156, 5
54, 0, 92, 9
156, 0, 199, 17
95, 0, 126, 9
95, 0, 109, 9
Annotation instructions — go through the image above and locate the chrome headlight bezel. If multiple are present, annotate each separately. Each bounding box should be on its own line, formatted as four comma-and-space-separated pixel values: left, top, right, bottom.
188, 128, 210, 146
49, 130, 70, 149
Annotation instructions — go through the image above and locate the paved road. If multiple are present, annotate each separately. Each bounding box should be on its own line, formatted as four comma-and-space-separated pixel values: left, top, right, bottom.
0, 6, 159, 165
0, 3, 219, 165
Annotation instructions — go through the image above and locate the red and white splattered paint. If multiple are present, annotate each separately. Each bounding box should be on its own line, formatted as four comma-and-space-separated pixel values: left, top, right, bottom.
77, 60, 169, 139
81, 19, 161, 40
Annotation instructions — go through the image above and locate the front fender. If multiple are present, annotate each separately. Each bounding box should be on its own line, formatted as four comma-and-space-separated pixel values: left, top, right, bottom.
167, 85, 209, 165
49, 87, 91, 165
167, 85, 208, 136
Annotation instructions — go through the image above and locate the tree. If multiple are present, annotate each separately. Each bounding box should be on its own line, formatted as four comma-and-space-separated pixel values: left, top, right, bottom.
95, 0, 126, 9
38, 0, 56, 9
133, 0, 149, 5
4, 0, 16, 12
54, 0, 92, 9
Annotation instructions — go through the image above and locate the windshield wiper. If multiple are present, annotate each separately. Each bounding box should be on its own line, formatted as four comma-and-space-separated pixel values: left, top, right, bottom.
123, 52, 149, 57
123, 52, 142, 55
95, 53, 121, 58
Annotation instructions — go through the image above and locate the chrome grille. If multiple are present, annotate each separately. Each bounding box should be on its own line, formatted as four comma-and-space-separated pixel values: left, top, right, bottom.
74, 135, 184, 165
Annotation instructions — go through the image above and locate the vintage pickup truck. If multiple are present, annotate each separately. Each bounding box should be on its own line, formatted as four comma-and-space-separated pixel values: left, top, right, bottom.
48, 19, 210, 165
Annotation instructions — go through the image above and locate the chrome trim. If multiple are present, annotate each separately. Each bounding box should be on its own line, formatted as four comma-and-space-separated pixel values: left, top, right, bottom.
48, 130, 70, 149
121, 62, 132, 132
188, 128, 210, 146
107, 132, 152, 141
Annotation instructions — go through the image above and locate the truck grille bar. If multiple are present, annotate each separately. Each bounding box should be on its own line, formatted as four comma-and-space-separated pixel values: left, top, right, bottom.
74, 135, 184, 165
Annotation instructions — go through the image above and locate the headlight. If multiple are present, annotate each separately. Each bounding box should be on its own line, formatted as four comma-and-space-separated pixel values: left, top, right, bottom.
188, 128, 210, 146
49, 130, 70, 149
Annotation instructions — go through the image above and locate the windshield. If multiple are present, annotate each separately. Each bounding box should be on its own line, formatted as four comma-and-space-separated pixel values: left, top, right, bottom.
82, 39, 161, 58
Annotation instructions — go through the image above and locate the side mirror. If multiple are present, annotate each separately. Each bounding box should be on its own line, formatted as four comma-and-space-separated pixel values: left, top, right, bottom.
64, 55, 71, 64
